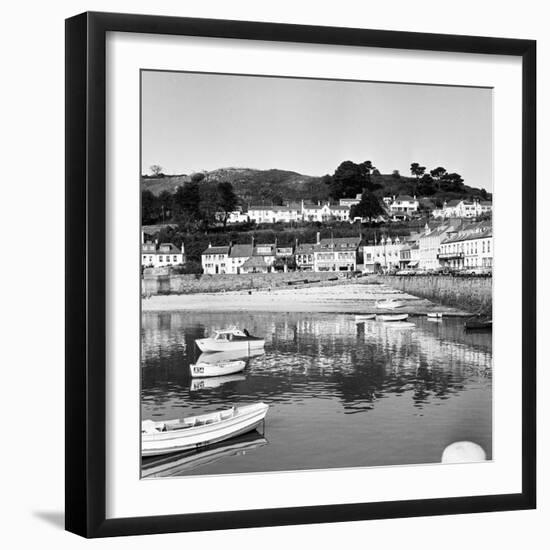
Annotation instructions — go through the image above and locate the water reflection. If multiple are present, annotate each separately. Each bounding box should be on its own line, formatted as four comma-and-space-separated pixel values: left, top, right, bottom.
141, 312, 492, 475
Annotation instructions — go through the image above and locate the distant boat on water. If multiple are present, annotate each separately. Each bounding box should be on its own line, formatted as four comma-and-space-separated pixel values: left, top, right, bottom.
142, 402, 269, 457
189, 359, 246, 378
377, 313, 409, 322
427, 312, 443, 318
376, 299, 405, 309
195, 328, 265, 353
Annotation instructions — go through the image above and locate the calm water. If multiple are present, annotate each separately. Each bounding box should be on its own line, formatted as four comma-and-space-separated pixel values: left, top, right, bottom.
141, 312, 492, 477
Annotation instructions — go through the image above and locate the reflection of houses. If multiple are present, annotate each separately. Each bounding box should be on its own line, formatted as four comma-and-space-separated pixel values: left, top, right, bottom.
201, 245, 230, 274
142, 242, 185, 268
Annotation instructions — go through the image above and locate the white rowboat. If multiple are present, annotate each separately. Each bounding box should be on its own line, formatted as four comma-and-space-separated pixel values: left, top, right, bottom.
189, 359, 246, 378
377, 314, 409, 322
376, 299, 405, 309
195, 328, 265, 353
142, 402, 269, 457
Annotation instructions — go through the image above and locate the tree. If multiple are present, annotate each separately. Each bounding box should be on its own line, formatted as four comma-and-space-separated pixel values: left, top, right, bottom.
328, 161, 366, 200
392, 169, 401, 179
360, 160, 376, 191
172, 181, 201, 224
150, 164, 164, 177
190, 172, 206, 184
429, 166, 447, 190
410, 163, 426, 194
217, 181, 238, 228
141, 190, 159, 224
440, 172, 464, 192
350, 191, 385, 221
417, 174, 436, 196
197, 182, 220, 231
157, 190, 173, 223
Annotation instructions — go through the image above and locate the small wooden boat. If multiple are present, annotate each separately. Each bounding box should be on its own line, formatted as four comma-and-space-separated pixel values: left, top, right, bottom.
464, 318, 492, 331
189, 359, 246, 378
377, 313, 409, 322
376, 299, 405, 309
195, 328, 265, 353
427, 312, 443, 318
141, 402, 269, 457
142, 432, 268, 478
355, 314, 376, 323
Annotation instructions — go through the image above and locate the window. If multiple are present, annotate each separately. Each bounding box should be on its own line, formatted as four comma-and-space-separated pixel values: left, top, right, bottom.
159, 256, 163, 262
173, 256, 177, 262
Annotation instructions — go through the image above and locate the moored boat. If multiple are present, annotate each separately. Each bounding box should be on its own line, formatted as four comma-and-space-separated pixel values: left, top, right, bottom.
376, 299, 405, 309
189, 359, 246, 378
355, 314, 377, 323
195, 328, 265, 353
142, 402, 269, 457
464, 318, 492, 331
377, 313, 409, 322
427, 312, 443, 318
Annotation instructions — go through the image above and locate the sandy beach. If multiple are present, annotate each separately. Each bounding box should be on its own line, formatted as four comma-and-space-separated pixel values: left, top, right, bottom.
141, 282, 469, 316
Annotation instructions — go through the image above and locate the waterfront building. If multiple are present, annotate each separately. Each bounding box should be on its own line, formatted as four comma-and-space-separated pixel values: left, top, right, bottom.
295, 243, 316, 271
227, 244, 254, 274
363, 236, 405, 273
141, 242, 185, 268
418, 223, 456, 270
240, 256, 270, 274
253, 242, 277, 269
313, 236, 361, 272
201, 244, 230, 274
439, 227, 493, 269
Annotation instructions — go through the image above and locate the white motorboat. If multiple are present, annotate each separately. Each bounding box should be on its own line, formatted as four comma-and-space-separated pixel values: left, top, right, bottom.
377, 313, 409, 322
375, 299, 405, 309
195, 328, 265, 353
427, 312, 443, 318
142, 402, 269, 457
189, 359, 246, 378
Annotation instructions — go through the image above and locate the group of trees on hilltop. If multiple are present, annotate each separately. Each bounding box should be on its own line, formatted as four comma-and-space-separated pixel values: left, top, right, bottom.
142, 172, 238, 229
408, 162, 467, 195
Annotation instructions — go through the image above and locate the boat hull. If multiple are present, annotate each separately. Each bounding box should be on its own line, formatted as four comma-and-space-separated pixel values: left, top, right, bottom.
142, 403, 269, 457
189, 360, 246, 378
195, 338, 265, 353
377, 314, 409, 322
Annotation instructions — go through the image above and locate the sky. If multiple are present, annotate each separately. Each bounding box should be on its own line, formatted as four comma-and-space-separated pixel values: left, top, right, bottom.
141, 70, 493, 192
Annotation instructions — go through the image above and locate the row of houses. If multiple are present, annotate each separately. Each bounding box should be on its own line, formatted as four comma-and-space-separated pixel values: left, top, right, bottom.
220, 195, 492, 225
362, 220, 493, 272
202, 234, 362, 274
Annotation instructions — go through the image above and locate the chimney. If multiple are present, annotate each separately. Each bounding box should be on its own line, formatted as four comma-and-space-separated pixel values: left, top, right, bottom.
316, 232, 321, 244
208, 242, 212, 248
181, 242, 185, 254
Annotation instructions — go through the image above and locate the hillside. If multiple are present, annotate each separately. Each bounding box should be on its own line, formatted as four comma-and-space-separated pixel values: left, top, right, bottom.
141, 167, 491, 207
141, 167, 328, 205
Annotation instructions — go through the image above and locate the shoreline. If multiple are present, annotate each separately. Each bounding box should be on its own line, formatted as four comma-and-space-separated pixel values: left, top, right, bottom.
141, 283, 471, 316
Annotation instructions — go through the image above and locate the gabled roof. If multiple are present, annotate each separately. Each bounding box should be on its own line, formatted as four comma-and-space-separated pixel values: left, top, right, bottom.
229, 244, 254, 258
445, 199, 461, 207
241, 256, 268, 269
318, 236, 361, 251
394, 195, 416, 201
295, 243, 316, 254
202, 245, 230, 255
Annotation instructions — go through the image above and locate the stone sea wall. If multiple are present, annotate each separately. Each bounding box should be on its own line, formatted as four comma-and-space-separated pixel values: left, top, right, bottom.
378, 275, 492, 315
142, 270, 349, 295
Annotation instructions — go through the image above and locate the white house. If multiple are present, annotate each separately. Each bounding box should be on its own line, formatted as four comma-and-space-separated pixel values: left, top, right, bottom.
339, 194, 362, 208
201, 244, 230, 274
436, 199, 493, 219
384, 195, 419, 215
418, 224, 456, 270
226, 244, 254, 274
141, 242, 185, 268
363, 236, 405, 273
295, 243, 316, 271
248, 203, 302, 224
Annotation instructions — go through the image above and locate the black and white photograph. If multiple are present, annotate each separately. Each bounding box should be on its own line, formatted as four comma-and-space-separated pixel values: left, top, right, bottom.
140, 70, 494, 477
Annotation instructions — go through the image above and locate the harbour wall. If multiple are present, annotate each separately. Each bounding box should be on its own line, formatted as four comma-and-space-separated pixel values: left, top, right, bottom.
377, 275, 492, 315
142, 270, 351, 295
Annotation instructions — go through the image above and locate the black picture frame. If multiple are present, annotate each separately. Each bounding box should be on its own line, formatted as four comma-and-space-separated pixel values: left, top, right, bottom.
65, 11, 536, 538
